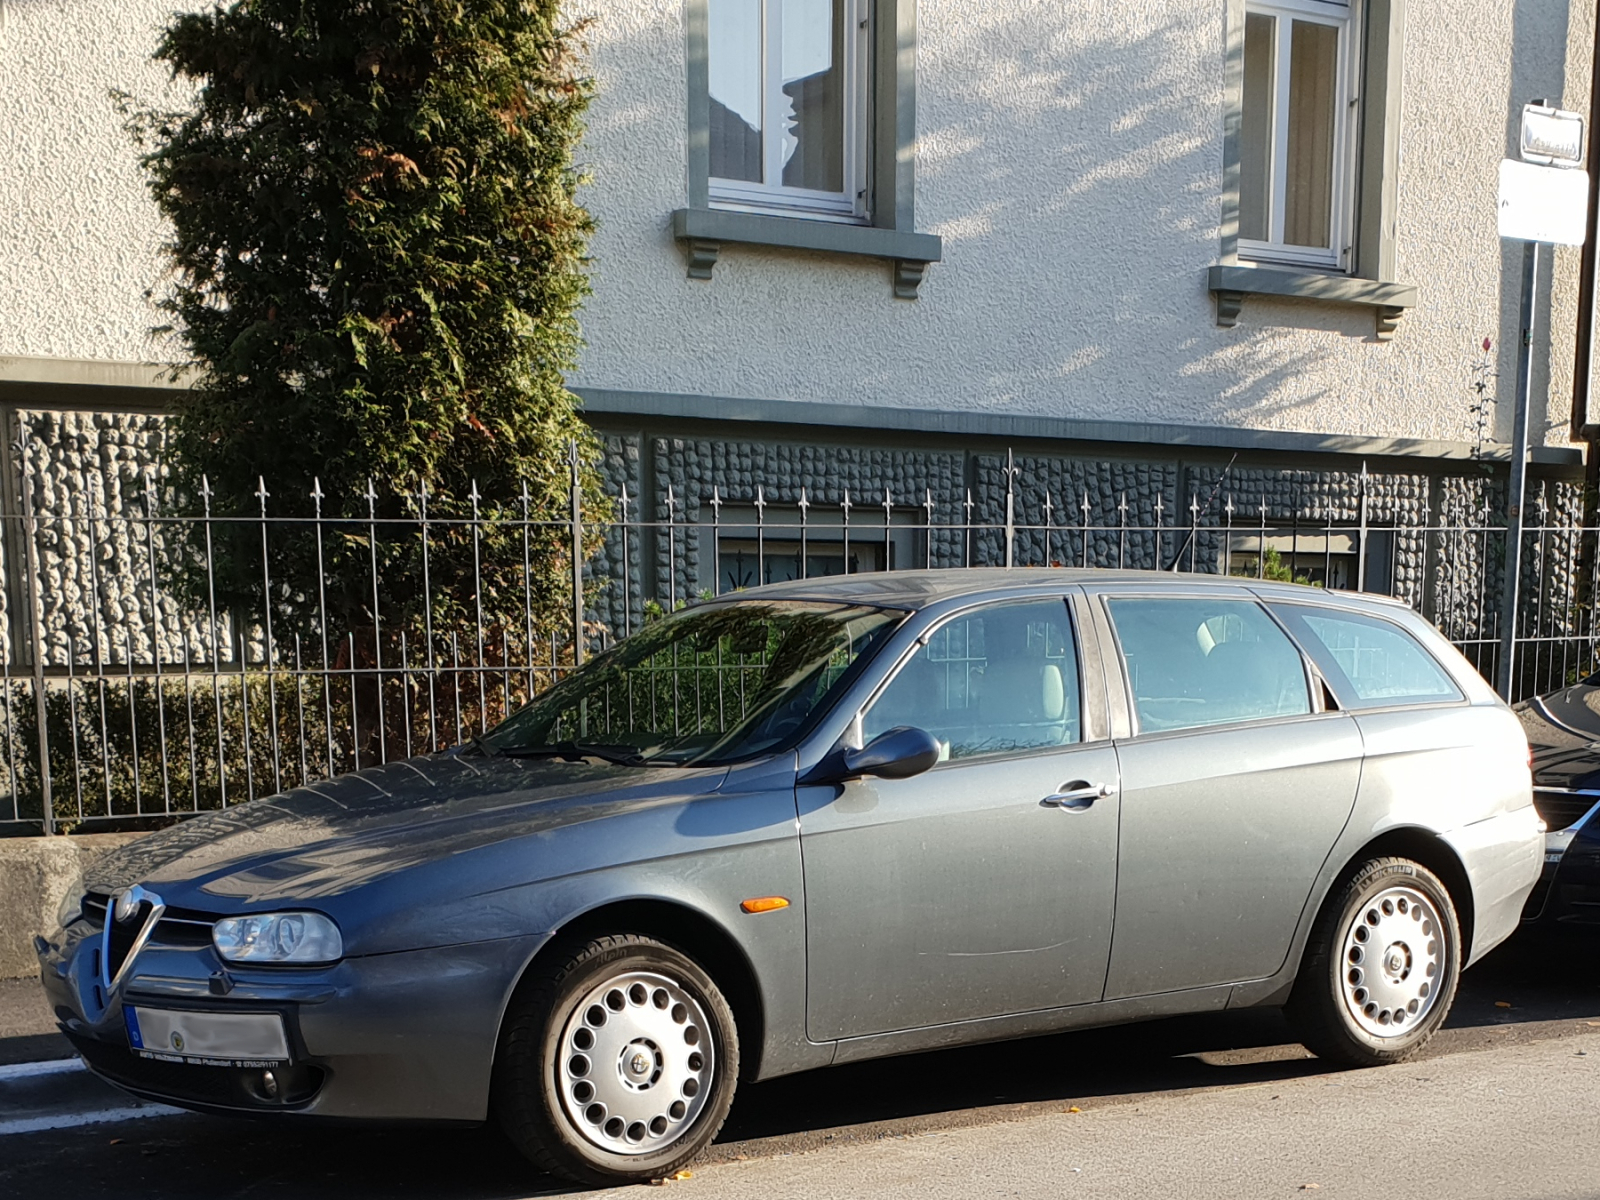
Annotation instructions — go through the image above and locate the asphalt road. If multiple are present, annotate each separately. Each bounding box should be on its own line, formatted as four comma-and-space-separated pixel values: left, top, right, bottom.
3, 928, 1598, 1199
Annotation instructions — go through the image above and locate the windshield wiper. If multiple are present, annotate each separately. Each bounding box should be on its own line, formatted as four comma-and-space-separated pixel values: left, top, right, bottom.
465, 734, 499, 757
496, 741, 648, 766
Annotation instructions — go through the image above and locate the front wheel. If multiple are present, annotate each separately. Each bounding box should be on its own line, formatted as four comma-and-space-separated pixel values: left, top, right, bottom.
1288, 856, 1461, 1067
493, 933, 740, 1186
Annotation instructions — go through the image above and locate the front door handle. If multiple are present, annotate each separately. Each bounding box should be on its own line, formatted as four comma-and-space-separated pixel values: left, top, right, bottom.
1041, 781, 1113, 811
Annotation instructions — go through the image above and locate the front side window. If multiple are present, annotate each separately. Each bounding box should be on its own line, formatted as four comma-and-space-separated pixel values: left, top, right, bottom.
862, 598, 1082, 760
1238, 0, 1355, 268
482, 601, 903, 767
707, 0, 870, 220
1272, 606, 1464, 708
1108, 597, 1311, 734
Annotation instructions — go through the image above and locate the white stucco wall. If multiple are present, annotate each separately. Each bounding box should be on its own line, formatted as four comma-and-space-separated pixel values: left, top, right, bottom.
0, 0, 185, 363
0, 0, 1593, 449
571, 0, 1595, 448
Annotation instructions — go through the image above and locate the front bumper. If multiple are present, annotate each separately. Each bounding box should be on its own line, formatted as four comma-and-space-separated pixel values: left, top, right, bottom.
37, 918, 547, 1123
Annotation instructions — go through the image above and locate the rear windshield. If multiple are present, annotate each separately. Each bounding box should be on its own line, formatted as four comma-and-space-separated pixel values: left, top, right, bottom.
1271, 604, 1463, 709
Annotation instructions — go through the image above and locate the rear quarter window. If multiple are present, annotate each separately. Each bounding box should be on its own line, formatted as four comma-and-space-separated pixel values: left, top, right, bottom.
1272, 605, 1463, 709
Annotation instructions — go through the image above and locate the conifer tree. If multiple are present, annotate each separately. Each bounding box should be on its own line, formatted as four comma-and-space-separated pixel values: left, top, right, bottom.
125, 0, 604, 640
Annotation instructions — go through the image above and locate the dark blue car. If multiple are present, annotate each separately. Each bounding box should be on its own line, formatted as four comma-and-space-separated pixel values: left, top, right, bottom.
1518, 678, 1600, 926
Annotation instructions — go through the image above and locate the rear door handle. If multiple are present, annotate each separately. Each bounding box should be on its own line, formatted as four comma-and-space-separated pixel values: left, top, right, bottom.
1041, 781, 1114, 811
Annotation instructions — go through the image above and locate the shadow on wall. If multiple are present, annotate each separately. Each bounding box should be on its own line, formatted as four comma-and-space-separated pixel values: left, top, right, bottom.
895, 8, 1353, 428
902, 2, 1575, 436
706, 7, 1340, 430
586, 5, 1577, 440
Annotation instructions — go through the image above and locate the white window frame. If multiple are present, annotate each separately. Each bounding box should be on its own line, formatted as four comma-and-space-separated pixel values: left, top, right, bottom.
708, 0, 872, 223
1237, 0, 1359, 271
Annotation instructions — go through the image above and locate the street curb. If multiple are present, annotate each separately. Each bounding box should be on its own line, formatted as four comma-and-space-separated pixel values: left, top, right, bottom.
0, 834, 146, 979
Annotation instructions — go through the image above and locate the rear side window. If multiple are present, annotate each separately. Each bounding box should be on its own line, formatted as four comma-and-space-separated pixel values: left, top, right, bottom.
1272, 605, 1463, 709
1106, 597, 1311, 734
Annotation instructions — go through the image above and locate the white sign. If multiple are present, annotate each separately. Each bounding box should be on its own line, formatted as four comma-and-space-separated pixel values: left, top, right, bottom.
1498, 159, 1589, 245
1521, 104, 1586, 167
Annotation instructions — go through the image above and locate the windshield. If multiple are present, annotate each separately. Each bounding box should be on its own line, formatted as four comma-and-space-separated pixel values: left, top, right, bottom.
479, 601, 905, 767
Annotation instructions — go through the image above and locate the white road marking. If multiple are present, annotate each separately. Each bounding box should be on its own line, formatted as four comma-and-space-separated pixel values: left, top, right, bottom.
0, 1057, 84, 1081
0, 1104, 182, 1137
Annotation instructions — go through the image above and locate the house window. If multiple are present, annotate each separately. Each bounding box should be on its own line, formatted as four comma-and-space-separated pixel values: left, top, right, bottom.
698, 502, 921, 593
1237, 0, 1356, 269
706, 0, 870, 221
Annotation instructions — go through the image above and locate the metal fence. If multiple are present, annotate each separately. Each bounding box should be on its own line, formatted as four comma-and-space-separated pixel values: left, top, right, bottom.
2, 443, 1596, 832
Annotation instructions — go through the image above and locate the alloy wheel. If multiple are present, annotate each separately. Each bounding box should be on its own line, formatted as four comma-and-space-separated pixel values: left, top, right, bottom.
555, 970, 715, 1155
1338, 885, 1444, 1038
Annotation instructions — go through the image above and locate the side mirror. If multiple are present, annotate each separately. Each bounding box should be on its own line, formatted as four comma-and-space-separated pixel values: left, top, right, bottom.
840, 726, 942, 781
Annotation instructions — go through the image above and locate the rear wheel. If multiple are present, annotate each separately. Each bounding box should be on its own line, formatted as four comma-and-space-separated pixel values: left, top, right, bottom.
494, 934, 739, 1186
1288, 856, 1461, 1067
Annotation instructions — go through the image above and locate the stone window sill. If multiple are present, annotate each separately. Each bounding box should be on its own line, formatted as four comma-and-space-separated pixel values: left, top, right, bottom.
1207, 264, 1419, 340
671, 208, 943, 298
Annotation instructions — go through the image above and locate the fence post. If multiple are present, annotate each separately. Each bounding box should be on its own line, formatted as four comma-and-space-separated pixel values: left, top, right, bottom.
569, 441, 584, 667
1356, 462, 1370, 592
15, 432, 53, 833
1004, 451, 1017, 569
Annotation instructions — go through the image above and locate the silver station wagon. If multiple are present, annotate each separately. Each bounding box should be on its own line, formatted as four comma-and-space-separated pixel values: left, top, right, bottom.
38, 570, 1541, 1186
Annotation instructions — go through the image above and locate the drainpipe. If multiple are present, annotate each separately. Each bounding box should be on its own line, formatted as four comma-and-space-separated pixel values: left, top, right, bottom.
1571, 4, 1600, 636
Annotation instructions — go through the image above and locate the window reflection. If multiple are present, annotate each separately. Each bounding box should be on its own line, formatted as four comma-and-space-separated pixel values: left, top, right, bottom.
780, 0, 845, 193
706, 0, 861, 215
709, 0, 763, 183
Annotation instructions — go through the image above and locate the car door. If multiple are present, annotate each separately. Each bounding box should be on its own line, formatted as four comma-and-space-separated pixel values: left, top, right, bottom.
798, 594, 1122, 1043
1096, 588, 1363, 1000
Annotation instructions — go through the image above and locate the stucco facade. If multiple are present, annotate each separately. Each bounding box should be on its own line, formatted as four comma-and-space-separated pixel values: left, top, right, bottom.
2, 0, 1596, 454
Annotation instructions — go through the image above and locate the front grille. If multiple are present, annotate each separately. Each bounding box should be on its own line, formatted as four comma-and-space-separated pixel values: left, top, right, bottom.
1532, 790, 1599, 831
105, 900, 152, 982
67, 1030, 324, 1110
83, 892, 216, 966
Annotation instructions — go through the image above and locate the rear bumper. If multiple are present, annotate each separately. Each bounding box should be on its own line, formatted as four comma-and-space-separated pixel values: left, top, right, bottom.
1442, 803, 1544, 964
38, 923, 547, 1123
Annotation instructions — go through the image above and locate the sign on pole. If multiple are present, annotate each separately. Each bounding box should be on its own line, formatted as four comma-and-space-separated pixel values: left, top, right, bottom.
1497, 101, 1587, 701
1521, 103, 1587, 166
1498, 159, 1590, 246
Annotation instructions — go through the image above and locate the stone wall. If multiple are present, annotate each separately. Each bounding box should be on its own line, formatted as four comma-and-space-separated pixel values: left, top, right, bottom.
14, 409, 205, 669
6, 402, 1591, 690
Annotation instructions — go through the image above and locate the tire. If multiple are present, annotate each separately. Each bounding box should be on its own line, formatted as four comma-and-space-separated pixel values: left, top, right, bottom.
493, 933, 740, 1187
1288, 856, 1461, 1068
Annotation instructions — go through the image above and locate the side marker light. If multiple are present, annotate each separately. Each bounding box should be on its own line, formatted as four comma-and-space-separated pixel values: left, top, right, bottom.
740, 896, 790, 914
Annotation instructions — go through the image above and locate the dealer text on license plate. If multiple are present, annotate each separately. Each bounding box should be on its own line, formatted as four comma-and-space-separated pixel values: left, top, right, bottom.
124, 1006, 290, 1068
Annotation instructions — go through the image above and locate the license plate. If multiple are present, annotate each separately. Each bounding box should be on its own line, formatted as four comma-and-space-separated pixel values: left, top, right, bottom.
124, 1006, 291, 1068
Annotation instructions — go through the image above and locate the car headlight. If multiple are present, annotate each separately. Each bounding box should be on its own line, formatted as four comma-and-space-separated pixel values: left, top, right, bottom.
212, 912, 343, 964
55, 874, 85, 930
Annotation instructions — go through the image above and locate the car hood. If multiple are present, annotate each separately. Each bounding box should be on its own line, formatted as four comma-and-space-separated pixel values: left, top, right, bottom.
82, 752, 731, 911
1516, 686, 1600, 791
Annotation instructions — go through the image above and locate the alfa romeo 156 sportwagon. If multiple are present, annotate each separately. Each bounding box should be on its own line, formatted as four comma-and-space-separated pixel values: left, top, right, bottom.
38, 570, 1541, 1185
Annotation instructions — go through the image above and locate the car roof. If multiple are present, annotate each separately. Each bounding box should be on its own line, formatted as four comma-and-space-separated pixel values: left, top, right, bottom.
709, 567, 1408, 611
